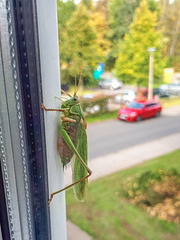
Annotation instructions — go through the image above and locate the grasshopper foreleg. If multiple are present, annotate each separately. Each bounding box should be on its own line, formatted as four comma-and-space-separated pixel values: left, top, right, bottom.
42, 103, 65, 112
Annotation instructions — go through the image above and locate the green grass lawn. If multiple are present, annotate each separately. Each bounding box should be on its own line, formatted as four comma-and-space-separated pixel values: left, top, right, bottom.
86, 110, 118, 124
66, 149, 180, 240
160, 97, 180, 108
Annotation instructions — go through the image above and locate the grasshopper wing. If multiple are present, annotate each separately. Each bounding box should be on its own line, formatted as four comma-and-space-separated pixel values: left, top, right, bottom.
72, 121, 88, 201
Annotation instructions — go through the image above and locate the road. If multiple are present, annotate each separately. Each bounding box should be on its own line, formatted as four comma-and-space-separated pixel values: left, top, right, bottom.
87, 106, 180, 159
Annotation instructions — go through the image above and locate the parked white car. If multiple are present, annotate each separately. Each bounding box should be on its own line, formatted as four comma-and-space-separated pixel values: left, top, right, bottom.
98, 78, 123, 90
168, 83, 180, 96
114, 89, 136, 105
159, 83, 180, 96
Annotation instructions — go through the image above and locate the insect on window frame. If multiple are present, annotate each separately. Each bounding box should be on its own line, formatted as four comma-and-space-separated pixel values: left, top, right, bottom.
42, 7, 92, 206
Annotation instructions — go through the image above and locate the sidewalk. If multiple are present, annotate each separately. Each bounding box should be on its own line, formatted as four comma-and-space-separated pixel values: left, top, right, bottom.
66, 132, 180, 240
67, 221, 92, 240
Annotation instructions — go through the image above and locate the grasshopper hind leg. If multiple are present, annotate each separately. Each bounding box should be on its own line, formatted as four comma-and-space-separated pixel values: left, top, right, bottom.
48, 168, 92, 206
48, 127, 92, 206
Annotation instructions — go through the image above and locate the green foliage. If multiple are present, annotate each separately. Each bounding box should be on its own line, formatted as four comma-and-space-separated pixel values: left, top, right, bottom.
159, 219, 178, 234
109, 0, 141, 41
95, 0, 108, 22
148, 0, 160, 13
107, 0, 160, 69
57, 0, 77, 30
90, 11, 111, 61
80, 96, 109, 117
171, 55, 180, 72
107, 0, 141, 68
59, 4, 101, 86
159, 0, 180, 62
123, 168, 180, 203
115, 0, 165, 86
81, 0, 93, 10
57, 0, 180, 88
122, 168, 180, 223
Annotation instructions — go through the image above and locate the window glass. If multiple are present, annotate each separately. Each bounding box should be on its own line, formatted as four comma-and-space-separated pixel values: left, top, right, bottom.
129, 102, 144, 109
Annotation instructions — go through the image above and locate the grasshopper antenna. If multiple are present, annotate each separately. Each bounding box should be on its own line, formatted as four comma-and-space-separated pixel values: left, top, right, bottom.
66, 25, 77, 93
76, 40, 83, 94
55, 96, 68, 103
55, 96, 62, 101
61, 89, 72, 97
60, 5, 77, 93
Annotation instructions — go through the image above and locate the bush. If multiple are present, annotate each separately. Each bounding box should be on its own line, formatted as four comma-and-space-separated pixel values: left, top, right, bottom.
80, 96, 109, 117
122, 168, 180, 223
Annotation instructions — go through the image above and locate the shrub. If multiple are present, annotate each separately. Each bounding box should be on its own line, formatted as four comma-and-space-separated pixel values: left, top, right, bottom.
122, 168, 180, 223
80, 96, 110, 117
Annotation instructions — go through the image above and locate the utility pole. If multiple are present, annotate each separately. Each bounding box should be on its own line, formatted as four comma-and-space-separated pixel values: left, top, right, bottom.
148, 47, 156, 100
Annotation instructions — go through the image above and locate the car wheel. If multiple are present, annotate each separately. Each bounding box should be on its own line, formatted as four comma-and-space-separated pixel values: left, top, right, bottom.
136, 115, 142, 122
155, 111, 160, 117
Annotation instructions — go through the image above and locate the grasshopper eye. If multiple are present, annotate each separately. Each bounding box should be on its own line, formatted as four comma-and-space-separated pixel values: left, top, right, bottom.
74, 97, 78, 101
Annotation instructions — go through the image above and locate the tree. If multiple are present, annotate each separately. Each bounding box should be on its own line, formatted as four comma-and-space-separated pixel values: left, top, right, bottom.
59, 4, 100, 86
95, 0, 109, 22
107, 0, 141, 68
90, 11, 111, 61
57, 0, 77, 31
159, 0, 180, 71
107, 0, 160, 69
115, 0, 165, 86
109, 0, 141, 41
81, 0, 93, 10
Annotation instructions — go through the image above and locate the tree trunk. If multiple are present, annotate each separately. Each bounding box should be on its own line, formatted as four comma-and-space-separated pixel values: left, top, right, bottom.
169, 19, 180, 56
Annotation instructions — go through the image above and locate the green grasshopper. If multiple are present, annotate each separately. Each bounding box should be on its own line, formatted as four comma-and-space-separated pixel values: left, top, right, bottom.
42, 25, 92, 206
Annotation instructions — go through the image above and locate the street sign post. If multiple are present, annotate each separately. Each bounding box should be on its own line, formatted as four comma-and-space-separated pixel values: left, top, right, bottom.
148, 47, 156, 100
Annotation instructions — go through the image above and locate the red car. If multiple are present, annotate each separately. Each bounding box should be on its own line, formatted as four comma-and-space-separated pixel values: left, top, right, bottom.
118, 100, 162, 122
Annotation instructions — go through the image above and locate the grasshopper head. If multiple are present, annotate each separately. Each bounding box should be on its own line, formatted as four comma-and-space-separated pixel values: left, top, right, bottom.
61, 93, 79, 108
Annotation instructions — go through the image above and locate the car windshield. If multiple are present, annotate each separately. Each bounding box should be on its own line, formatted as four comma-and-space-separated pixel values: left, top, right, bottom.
128, 102, 144, 109
107, 79, 116, 82
102, 79, 111, 83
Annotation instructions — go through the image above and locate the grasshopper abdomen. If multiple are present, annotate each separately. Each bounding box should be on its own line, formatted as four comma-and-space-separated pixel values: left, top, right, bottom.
58, 115, 80, 166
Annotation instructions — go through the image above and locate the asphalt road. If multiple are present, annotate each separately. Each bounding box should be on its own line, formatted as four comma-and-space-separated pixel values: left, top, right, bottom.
87, 107, 180, 159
